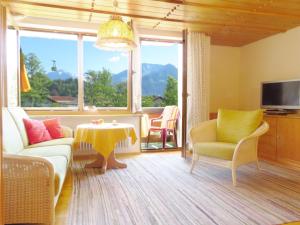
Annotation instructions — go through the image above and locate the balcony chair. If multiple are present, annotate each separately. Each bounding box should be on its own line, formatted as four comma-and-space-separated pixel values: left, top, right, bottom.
190, 109, 269, 186
147, 105, 179, 149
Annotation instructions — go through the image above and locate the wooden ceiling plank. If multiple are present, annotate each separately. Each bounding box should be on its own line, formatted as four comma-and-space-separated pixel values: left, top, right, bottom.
155, 0, 300, 19
5, 0, 286, 32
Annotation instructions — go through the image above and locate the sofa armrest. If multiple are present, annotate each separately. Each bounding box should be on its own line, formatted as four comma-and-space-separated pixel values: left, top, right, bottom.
189, 119, 217, 144
3, 154, 55, 225
61, 125, 73, 138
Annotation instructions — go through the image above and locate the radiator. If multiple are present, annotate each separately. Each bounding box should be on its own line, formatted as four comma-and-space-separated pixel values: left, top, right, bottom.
76, 138, 133, 156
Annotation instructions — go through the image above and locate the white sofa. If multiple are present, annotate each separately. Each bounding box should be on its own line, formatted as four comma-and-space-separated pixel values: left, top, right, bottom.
2, 107, 74, 225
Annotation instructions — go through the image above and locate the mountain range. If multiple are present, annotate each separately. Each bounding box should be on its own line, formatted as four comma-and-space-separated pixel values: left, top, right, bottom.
47, 63, 178, 97
112, 63, 178, 96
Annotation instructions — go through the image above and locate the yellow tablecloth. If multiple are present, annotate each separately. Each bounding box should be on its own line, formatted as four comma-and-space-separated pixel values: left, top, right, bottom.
73, 123, 137, 159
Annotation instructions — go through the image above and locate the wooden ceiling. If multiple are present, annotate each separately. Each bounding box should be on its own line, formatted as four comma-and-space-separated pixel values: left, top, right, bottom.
2, 0, 300, 46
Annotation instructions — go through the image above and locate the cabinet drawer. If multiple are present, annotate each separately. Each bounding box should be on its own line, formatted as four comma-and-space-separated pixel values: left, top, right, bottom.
277, 117, 300, 163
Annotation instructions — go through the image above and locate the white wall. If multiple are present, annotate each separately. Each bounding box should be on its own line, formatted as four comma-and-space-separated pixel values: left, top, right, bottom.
240, 26, 300, 109
211, 26, 300, 111
210, 45, 241, 112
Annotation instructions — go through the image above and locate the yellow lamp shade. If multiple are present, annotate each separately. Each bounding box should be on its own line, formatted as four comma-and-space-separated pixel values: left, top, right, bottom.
95, 15, 136, 51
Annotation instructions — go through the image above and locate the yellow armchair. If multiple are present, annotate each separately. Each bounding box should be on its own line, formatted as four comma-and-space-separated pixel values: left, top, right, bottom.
189, 109, 269, 186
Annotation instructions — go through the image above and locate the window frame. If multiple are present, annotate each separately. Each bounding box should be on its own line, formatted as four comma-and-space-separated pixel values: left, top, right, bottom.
16, 27, 132, 113
139, 37, 182, 113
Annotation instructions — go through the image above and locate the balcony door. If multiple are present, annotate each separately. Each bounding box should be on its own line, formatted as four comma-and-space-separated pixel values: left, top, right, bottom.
140, 38, 184, 151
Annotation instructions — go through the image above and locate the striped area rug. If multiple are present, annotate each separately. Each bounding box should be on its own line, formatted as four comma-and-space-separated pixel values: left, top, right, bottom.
67, 153, 300, 225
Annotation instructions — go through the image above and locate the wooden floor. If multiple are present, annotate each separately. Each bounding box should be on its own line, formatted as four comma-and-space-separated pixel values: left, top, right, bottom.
56, 152, 300, 225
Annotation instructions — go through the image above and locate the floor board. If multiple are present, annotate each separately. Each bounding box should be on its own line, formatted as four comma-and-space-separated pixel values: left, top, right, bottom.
55, 153, 300, 225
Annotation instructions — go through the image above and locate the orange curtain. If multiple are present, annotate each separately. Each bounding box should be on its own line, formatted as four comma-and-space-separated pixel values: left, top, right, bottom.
20, 49, 31, 92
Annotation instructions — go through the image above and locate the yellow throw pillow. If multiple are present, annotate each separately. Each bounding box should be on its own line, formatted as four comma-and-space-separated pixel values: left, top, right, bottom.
216, 109, 263, 144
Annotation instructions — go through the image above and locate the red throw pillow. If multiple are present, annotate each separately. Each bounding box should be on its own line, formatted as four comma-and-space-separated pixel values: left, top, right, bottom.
23, 118, 52, 145
43, 118, 64, 139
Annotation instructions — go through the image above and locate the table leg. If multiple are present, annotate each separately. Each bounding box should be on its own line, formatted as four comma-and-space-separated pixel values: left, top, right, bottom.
84, 152, 127, 172
85, 154, 106, 173
107, 151, 127, 169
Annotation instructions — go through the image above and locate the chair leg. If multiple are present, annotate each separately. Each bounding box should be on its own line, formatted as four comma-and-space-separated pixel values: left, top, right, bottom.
190, 153, 199, 173
190, 159, 196, 173
232, 167, 237, 186
146, 130, 151, 147
173, 128, 178, 148
162, 129, 167, 149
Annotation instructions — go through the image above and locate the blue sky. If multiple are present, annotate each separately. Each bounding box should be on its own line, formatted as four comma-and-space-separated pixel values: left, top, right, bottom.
21, 36, 179, 75
141, 43, 179, 67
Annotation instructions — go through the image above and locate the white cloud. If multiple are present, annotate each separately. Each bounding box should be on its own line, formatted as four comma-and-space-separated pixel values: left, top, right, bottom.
108, 56, 120, 62
121, 52, 128, 57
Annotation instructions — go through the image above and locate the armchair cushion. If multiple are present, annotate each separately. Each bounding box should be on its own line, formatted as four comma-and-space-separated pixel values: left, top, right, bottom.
194, 142, 236, 161
216, 109, 263, 143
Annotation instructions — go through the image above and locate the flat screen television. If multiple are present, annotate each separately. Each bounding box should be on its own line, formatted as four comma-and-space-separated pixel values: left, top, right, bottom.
261, 80, 300, 109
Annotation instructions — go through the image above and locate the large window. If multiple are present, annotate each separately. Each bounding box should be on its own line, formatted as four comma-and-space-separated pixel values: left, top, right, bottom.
19, 31, 129, 110
141, 40, 181, 107
83, 36, 128, 108
20, 31, 78, 107
19, 30, 181, 111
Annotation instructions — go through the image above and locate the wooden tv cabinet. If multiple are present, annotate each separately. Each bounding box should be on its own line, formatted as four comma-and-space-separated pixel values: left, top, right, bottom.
258, 114, 300, 168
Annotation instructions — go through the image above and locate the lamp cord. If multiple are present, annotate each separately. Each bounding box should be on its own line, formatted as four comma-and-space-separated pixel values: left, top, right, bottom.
113, 0, 118, 13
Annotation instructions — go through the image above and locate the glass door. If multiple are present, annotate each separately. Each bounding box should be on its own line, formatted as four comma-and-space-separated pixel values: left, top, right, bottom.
140, 38, 183, 151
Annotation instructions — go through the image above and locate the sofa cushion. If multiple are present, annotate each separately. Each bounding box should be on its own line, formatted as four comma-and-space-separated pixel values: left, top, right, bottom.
194, 142, 237, 161
8, 107, 30, 146
20, 145, 72, 164
2, 108, 24, 154
216, 109, 263, 144
42, 156, 68, 197
23, 118, 52, 145
25, 138, 74, 149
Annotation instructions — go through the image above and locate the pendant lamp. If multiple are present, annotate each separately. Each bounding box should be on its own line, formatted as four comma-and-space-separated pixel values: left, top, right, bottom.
95, 0, 136, 51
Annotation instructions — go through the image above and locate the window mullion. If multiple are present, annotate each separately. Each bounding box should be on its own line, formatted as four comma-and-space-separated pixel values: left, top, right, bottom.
78, 34, 84, 112
128, 50, 133, 112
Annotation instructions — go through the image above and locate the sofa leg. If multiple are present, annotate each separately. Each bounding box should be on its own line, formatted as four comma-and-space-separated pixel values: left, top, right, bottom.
232, 167, 237, 186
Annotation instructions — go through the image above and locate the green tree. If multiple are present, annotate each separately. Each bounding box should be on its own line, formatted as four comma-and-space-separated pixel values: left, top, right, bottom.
142, 96, 155, 107
84, 69, 116, 107
24, 53, 45, 77
163, 76, 178, 106
113, 82, 127, 107
50, 78, 78, 97
21, 72, 52, 106
21, 53, 52, 107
